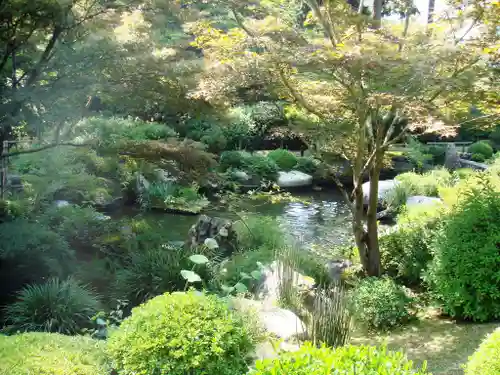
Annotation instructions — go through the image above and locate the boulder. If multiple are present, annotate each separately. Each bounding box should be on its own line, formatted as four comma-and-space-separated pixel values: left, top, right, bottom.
277, 171, 313, 188
406, 196, 442, 208
325, 259, 352, 282
232, 170, 250, 182
362, 179, 400, 206
185, 215, 237, 257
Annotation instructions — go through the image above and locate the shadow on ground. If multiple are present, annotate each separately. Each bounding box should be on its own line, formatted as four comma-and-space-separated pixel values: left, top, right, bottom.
350, 313, 500, 375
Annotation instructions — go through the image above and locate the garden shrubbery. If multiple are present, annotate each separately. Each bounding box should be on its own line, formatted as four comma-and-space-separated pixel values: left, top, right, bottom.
107, 290, 257, 375
0, 332, 109, 375
350, 277, 414, 331
3, 278, 101, 334
267, 149, 298, 171
469, 140, 493, 160
426, 180, 500, 322
250, 342, 430, 375
464, 328, 500, 375
380, 205, 443, 286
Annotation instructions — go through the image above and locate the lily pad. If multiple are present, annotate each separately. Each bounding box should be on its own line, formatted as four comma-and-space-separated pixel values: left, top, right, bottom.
181, 270, 202, 283
189, 254, 209, 265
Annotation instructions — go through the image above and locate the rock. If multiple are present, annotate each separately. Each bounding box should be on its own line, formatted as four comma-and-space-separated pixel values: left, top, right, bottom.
156, 169, 178, 184
325, 259, 352, 282
229, 298, 305, 340
277, 171, 313, 188
232, 170, 250, 182
186, 215, 237, 257
7, 175, 23, 192
256, 261, 315, 304
406, 196, 442, 208
362, 179, 400, 206
254, 341, 300, 361
54, 200, 71, 208
136, 173, 150, 194
444, 144, 461, 170
260, 308, 305, 340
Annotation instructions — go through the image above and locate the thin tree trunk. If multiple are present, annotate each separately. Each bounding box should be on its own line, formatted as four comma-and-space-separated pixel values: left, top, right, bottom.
427, 0, 435, 24
373, 0, 383, 29
365, 152, 383, 276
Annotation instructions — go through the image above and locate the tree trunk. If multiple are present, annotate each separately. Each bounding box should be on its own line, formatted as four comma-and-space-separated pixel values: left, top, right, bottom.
427, 0, 435, 24
373, 0, 383, 29
365, 152, 382, 276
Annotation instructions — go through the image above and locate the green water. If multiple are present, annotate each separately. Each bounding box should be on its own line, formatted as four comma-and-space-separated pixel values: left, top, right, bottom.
114, 190, 353, 248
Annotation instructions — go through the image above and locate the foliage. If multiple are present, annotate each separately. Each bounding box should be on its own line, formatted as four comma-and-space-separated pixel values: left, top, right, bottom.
234, 215, 284, 250
295, 157, 317, 174
246, 155, 279, 181
379, 205, 443, 286
267, 149, 298, 171
395, 169, 453, 197
113, 246, 192, 306
471, 153, 486, 162
350, 277, 414, 331
468, 140, 494, 160
426, 180, 500, 322
250, 342, 430, 375
464, 328, 500, 375
219, 150, 252, 171
139, 181, 209, 213
0, 219, 74, 299
107, 290, 256, 375
0, 332, 109, 375
3, 278, 100, 335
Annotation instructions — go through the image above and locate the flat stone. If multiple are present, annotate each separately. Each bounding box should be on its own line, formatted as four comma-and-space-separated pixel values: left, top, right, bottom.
277, 171, 313, 188
406, 196, 443, 208
259, 308, 305, 340
362, 179, 400, 206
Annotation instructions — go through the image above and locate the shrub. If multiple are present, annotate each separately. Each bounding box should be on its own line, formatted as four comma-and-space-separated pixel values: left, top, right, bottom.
469, 140, 493, 160
246, 155, 279, 180
396, 168, 453, 197
350, 277, 414, 331
234, 215, 284, 250
250, 342, 430, 375
464, 328, 500, 375
219, 150, 252, 172
379, 205, 443, 286
267, 149, 298, 171
426, 180, 500, 321
107, 290, 256, 375
471, 153, 486, 162
295, 157, 317, 174
0, 332, 108, 375
3, 278, 101, 334
113, 247, 192, 305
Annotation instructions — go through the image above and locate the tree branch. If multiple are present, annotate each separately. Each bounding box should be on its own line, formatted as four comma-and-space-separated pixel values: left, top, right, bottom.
1, 142, 90, 158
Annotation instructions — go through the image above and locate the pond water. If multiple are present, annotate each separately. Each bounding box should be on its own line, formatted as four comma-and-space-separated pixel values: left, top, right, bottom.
114, 190, 353, 249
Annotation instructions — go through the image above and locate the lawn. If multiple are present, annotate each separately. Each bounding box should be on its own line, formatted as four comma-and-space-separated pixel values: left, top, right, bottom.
350, 312, 500, 375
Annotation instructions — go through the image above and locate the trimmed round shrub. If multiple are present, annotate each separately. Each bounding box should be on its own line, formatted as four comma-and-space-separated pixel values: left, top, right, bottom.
107, 290, 257, 375
4, 278, 100, 334
471, 153, 486, 162
295, 157, 317, 174
350, 277, 414, 331
426, 181, 500, 321
246, 155, 279, 180
267, 149, 298, 171
468, 141, 493, 160
219, 150, 251, 172
0, 332, 109, 375
250, 341, 430, 375
464, 328, 500, 375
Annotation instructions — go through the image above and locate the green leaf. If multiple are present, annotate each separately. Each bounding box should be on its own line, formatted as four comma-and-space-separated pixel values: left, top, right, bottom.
181, 270, 202, 283
221, 285, 235, 294
234, 282, 248, 293
251, 270, 262, 280
189, 254, 209, 265
239, 272, 251, 280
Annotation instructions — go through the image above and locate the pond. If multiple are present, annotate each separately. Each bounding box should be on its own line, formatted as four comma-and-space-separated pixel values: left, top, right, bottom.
113, 190, 353, 249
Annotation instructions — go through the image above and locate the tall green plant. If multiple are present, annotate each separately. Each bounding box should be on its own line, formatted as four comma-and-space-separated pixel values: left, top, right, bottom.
3, 278, 100, 335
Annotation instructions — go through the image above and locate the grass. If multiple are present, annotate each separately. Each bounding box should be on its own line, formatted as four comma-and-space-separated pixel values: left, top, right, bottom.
350, 311, 500, 375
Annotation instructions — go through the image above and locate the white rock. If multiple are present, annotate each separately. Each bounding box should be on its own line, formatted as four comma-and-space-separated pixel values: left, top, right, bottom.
259, 308, 305, 340
277, 171, 313, 188
362, 179, 400, 205
54, 200, 70, 208
233, 170, 250, 181
406, 196, 443, 208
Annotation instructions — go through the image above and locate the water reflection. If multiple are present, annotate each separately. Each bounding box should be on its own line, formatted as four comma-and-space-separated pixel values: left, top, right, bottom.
116, 190, 353, 247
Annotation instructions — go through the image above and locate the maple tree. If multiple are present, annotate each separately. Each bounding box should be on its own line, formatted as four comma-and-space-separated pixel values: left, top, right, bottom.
192, 0, 499, 275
